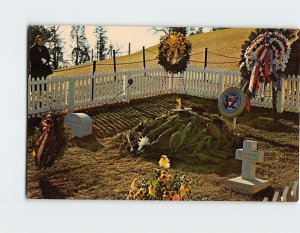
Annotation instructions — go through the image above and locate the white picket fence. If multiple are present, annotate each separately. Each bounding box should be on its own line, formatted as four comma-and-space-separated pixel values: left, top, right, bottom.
263, 181, 299, 202
27, 66, 300, 116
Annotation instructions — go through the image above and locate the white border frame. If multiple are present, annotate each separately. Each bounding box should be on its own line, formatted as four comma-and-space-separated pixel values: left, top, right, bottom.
0, 1, 299, 232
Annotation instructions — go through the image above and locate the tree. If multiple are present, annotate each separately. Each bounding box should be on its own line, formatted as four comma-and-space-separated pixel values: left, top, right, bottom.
70, 26, 90, 65
188, 27, 203, 35
28, 25, 51, 47
153, 27, 187, 36
94, 26, 108, 61
107, 43, 121, 59
45, 26, 65, 69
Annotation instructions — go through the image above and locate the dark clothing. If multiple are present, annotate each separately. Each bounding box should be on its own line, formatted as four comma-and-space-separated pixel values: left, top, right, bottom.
29, 44, 51, 78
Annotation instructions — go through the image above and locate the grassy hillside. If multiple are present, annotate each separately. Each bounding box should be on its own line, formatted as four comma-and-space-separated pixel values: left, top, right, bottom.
52, 28, 253, 77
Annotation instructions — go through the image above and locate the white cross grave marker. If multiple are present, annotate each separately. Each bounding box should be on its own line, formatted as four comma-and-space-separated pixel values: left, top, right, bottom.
235, 140, 264, 181
227, 140, 269, 195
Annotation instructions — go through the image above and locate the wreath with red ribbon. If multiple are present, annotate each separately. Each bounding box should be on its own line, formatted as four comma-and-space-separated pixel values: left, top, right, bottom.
158, 31, 192, 74
32, 111, 67, 169
239, 31, 291, 111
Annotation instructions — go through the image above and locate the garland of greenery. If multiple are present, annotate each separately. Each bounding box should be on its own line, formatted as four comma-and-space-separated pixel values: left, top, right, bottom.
157, 31, 192, 74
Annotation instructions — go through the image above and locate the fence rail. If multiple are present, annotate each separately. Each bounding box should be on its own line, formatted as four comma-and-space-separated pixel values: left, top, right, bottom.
27, 66, 300, 116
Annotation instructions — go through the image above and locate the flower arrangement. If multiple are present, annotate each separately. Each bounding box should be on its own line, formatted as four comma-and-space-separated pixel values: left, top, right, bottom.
243, 32, 290, 73
239, 31, 291, 111
157, 31, 192, 74
127, 155, 192, 200
32, 111, 68, 169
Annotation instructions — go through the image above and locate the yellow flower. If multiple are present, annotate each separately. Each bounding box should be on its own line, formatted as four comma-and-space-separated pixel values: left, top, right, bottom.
167, 35, 179, 46
179, 183, 191, 198
148, 185, 156, 197
158, 174, 169, 182
159, 155, 170, 169
32, 150, 36, 157
131, 178, 138, 191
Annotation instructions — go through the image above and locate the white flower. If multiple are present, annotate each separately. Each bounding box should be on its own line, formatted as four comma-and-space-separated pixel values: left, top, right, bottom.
138, 137, 150, 151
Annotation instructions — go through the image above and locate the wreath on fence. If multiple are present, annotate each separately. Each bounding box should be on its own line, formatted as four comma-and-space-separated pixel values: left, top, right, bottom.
157, 31, 192, 74
239, 31, 291, 111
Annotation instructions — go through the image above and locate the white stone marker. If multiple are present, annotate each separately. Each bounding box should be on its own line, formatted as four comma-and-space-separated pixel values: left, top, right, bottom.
227, 140, 269, 195
64, 113, 93, 138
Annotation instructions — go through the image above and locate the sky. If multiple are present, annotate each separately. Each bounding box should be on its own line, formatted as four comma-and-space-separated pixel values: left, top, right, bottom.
56, 25, 210, 64
57, 25, 165, 62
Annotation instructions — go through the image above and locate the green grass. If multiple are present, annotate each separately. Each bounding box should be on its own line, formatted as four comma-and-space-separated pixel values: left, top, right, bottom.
51, 28, 253, 77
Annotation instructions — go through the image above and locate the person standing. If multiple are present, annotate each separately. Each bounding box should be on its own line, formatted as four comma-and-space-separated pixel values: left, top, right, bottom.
29, 35, 52, 90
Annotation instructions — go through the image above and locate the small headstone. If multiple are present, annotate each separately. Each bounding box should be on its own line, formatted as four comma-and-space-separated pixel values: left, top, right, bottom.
64, 113, 93, 138
272, 191, 280, 202
227, 140, 269, 195
291, 181, 299, 202
282, 186, 292, 202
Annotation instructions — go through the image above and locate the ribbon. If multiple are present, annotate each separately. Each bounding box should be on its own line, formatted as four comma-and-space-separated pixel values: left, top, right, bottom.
32, 113, 53, 167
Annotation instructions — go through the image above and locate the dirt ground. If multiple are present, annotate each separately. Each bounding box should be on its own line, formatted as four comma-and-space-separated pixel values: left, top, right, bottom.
26, 94, 299, 201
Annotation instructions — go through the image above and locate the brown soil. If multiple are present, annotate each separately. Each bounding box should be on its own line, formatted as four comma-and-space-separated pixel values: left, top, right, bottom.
26, 94, 299, 201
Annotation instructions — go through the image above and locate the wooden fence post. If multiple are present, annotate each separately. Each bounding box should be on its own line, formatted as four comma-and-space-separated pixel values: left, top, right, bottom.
276, 78, 286, 113
113, 50, 117, 81
68, 78, 75, 112
204, 47, 208, 69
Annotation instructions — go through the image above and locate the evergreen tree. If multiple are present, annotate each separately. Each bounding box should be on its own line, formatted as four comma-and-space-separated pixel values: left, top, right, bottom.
188, 27, 203, 35
28, 25, 51, 47
70, 26, 90, 65
45, 26, 65, 69
94, 26, 108, 61
153, 27, 187, 36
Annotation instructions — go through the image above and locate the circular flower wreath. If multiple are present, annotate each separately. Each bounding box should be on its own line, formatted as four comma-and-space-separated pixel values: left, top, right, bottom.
239, 31, 291, 111
244, 31, 290, 73
240, 32, 291, 96
158, 31, 192, 74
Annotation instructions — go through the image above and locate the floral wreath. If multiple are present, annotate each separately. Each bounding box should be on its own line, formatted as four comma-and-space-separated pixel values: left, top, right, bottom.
157, 31, 192, 74
244, 31, 290, 72
239, 31, 291, 111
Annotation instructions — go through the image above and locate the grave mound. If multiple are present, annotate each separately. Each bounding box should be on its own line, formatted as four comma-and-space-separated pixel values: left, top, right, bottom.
121, 111, 243, 163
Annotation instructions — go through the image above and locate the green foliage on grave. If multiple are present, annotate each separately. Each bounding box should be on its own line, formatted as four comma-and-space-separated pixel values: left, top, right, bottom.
121, 111, 243, 163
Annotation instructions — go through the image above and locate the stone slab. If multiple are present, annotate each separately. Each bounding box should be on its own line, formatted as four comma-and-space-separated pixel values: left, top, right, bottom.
172, 108, 193, 112
65, 113, 93, 138
227, 176, 269, 195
